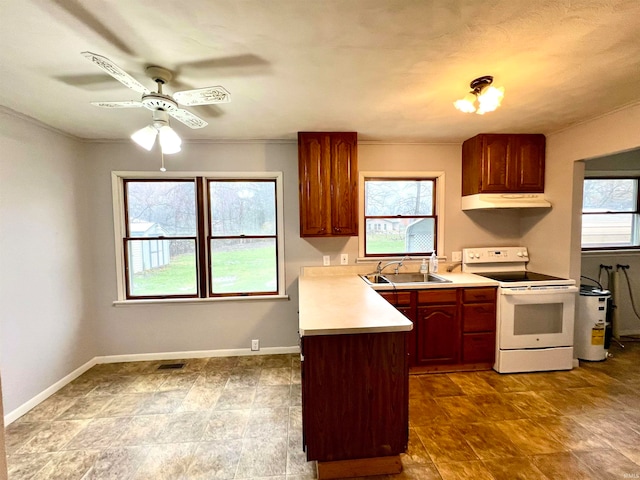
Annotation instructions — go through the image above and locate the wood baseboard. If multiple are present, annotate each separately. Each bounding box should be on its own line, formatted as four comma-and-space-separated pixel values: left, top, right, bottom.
317, 455, 402, 479
410, 362, 493, 374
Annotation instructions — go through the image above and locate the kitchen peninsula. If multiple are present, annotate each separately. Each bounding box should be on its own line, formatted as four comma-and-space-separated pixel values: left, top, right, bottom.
298, 265, 496, 479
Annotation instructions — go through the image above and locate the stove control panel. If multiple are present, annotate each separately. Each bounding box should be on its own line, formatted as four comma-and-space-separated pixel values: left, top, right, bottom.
463, 247, 529, 264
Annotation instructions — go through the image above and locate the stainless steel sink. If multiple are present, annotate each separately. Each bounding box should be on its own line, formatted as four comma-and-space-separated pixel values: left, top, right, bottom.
359, 274, 389, 284
382, 273, 451, 284
359, 272, 451, 285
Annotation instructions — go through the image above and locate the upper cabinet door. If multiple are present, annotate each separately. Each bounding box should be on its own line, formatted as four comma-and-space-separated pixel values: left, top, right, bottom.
298, 133, 331, 236
480, 134, 511, 192
298, 132, 358, 237
512, 134, 545, 192
329, 133, 358, 236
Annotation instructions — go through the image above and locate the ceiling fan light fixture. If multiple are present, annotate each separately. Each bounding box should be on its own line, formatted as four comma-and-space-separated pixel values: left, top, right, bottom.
158, 125, 182, 154
454, 76, 504, 114
131, 125, 158, 151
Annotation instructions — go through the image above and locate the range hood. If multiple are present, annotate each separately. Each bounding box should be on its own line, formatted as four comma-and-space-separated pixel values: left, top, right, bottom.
461, 193, 552, 210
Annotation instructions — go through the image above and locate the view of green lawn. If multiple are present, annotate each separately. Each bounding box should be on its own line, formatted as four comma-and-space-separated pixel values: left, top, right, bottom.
210, 243, 276, 293
131, 244, 276, 296
366, 235, 405, 254
131, 252, 197, 296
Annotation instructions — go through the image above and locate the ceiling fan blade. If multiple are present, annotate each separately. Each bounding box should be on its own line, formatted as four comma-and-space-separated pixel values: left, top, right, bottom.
169, 109, 208, 129
81, 51, 150, 94
90, 101, 142, 108
173, 86, 231, 106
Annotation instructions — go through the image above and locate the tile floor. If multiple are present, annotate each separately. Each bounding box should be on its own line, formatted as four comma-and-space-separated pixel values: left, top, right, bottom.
5, 342, 640, 480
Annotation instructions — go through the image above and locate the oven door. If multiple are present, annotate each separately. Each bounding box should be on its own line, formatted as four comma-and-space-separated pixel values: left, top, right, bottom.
498, 286, 578, 349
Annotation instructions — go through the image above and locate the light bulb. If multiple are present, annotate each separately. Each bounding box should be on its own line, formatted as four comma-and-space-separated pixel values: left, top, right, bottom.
131, 125, 158, 151
158, 125, 182, 154
477, 85, 504, 114
453, 93, 477, 113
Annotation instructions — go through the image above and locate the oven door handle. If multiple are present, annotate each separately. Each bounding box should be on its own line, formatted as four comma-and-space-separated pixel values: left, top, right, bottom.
501, 286, 579, 296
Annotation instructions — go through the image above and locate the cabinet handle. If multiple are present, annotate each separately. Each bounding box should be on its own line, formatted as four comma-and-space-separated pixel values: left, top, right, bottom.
318, 228, 326, 233
333, 227, 341, 232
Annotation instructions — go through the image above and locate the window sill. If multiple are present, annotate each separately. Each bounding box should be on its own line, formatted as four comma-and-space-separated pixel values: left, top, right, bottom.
581, 249, 640, 256
112, 294, 289, 307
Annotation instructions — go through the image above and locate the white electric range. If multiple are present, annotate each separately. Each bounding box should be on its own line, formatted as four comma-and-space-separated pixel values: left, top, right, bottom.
462, 246, 579, 373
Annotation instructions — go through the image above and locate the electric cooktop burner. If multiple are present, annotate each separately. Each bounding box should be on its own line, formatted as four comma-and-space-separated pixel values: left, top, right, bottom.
479, 271, 567, 283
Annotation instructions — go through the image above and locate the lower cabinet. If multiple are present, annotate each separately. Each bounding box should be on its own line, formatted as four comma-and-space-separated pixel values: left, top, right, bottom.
416, 289, 459, 366
461, 287, 497, 364
301, 331, 409, 463
379, 287, 497, 372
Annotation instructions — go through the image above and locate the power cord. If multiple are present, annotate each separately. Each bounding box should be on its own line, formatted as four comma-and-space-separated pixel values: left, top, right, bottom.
599, 264, 613, 289
616, 264, 640, 342
580, 275, 603, 290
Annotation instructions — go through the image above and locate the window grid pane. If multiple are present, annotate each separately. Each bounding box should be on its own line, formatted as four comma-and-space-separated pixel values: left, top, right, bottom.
365, 180, 434, 216
583, 179, 637, 213
364, 178, 437, 256
125, 180, 197, 237
210, 238, 277, 294
209, 180, 276, 236
126, 239, 197, 297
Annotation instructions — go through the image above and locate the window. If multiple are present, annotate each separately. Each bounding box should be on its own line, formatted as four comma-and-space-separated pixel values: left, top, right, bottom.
361, 175, 441, 257
582, 177, 640, 250
114, 172, 285, 300
208, 180, 277, 296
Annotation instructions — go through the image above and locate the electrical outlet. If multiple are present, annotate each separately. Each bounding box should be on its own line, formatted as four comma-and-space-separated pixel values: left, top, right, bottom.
452, 251, 462, 262
251, 339, 260, 351
323, 255, 330, 266
340, 254, 348, 265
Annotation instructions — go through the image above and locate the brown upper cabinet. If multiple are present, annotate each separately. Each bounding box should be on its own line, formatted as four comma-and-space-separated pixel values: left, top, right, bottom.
462, 133, 546, 196
298, 132, 358, 237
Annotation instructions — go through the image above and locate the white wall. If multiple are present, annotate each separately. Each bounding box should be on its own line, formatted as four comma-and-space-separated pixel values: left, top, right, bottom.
86, 140, 524, 357
87, 141, 304, 356
0, 110, 96, 413
522, 103, 640, 281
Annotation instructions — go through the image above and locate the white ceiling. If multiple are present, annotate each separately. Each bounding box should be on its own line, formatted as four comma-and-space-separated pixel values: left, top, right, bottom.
1, 0, 639, 143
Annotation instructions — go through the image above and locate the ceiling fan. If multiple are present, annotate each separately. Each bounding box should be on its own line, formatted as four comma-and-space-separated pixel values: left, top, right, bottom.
82, 51, 231, 153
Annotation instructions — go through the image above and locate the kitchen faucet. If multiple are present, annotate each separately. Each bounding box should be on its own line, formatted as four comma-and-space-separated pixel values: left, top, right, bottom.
377, 256, 410, 275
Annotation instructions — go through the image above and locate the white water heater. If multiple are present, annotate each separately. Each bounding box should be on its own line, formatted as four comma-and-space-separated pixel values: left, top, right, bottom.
575, 286, 611, 361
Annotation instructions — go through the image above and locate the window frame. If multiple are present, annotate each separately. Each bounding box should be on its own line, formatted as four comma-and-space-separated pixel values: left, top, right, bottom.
206, 178, 279, 298
581, 175, 640, 251
358, 171, 445, 259
122, 178, 200, 300
112, 171, 287, 303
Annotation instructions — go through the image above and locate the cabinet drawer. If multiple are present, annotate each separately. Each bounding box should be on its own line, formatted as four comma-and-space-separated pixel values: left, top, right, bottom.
462, 332, 495, 363
462, 287, 496, 303
379, 291, 412, 306
417, 289, 457, 305
462, 303, 496, 332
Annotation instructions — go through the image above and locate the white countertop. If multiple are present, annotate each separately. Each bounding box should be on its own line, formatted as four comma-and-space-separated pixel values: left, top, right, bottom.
298, 266, 498, 337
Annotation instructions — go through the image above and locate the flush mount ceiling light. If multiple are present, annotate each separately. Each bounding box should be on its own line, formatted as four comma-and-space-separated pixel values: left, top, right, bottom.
131, 110, 182, 154
454, 76, 505, 115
